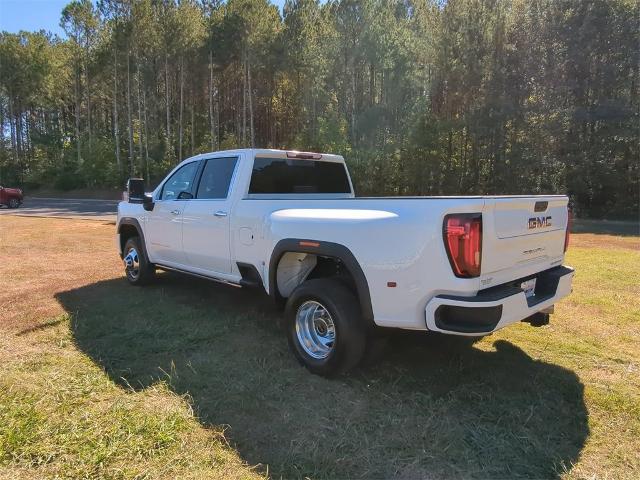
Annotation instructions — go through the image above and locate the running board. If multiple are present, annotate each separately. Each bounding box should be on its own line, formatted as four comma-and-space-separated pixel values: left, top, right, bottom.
155, 264, 242, 288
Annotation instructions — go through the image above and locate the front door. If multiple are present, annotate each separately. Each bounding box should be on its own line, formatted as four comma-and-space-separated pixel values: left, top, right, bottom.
181, 157, 238, 274
145, 160, 200, 266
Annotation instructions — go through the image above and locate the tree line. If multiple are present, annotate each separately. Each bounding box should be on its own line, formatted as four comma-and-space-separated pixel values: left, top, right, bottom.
0, 0, 637, 218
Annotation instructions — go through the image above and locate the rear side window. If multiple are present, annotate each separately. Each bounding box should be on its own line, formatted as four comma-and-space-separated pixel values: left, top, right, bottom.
249, 157, 351, 194
196, 157, 238, 199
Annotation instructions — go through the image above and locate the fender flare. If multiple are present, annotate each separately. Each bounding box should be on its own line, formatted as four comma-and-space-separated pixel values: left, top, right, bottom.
117, 217, 148, 259
269, 238, 374, 325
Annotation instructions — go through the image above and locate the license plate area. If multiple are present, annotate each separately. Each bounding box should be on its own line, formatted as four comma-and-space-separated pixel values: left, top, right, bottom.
521, 278, 537, 298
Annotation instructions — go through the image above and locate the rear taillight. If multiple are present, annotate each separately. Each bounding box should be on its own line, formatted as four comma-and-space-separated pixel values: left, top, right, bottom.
443, 213, 483, 278
564, 208, 572, 252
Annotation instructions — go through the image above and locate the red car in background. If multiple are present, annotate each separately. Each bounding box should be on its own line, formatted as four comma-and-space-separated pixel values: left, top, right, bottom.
0, 185, 23, 208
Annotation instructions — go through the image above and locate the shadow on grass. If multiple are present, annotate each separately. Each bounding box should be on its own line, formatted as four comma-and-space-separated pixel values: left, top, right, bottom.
58, 272, 588, 479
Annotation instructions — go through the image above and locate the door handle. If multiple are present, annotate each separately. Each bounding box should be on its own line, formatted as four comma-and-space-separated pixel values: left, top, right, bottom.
170, 209, 181, 215
213, 210, 228, 217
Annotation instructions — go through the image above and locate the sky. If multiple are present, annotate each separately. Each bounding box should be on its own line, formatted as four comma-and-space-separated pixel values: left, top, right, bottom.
0, 0, 289, 37
0, 0, 69, 36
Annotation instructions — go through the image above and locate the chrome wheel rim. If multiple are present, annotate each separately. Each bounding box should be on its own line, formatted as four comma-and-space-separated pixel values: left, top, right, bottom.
295, 300, 336, 359
124, 247, 140, 280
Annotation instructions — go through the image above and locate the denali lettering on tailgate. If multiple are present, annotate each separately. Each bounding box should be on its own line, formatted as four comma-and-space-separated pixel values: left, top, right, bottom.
528, 216, 552, 229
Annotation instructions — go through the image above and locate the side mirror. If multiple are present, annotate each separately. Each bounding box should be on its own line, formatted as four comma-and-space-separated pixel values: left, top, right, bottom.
127, 178, 145, 201
177, 191, 193, 200
127, 178, 154, 211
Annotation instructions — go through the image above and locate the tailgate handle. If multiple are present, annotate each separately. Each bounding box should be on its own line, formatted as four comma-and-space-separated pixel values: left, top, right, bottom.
534, 201, 548, 212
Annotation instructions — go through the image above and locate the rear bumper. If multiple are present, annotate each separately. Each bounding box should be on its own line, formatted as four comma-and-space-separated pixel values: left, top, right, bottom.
425, 266, 574, 336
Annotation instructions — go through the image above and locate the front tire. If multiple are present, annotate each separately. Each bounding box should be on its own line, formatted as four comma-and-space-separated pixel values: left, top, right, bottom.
123, 236, 155, 285
8, 198, 20, 209
285, 278, 366, 376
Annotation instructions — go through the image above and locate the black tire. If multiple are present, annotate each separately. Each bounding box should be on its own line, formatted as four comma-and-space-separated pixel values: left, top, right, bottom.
285, 278, 366, 376
8, 198, 20, 209
123, 236, 155, 285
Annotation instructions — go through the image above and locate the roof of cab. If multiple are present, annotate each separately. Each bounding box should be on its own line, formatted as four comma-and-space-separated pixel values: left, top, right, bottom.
180, 148, 345, 163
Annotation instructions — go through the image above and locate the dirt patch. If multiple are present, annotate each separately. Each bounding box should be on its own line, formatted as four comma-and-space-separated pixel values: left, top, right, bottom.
570, 233, 639, 251
0, 216, 119, 332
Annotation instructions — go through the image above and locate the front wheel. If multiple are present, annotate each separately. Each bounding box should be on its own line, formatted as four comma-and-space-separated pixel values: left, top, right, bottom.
285, 278, 366, 376
8, 198, 20, 209
123, 236, 155, 285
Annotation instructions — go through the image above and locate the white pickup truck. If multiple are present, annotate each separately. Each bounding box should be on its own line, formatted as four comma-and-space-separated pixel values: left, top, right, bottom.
117, 148, 574, 375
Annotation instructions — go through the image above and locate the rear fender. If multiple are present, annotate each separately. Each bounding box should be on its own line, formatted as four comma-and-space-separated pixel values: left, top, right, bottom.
268, 238, 374, 326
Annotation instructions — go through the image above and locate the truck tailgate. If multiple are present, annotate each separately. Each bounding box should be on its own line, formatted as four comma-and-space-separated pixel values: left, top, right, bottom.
481, 196, 569, 277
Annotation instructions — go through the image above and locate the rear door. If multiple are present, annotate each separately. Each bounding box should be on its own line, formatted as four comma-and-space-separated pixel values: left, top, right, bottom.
181, 156, 238, 274
481, 196, 569, 275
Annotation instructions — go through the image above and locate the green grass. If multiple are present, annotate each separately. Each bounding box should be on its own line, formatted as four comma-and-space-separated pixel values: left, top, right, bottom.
1, 217, 639, 479
0, 317, 259, 479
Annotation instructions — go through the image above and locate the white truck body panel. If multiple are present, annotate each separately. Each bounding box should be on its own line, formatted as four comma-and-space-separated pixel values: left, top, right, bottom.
117, 148, 574, 335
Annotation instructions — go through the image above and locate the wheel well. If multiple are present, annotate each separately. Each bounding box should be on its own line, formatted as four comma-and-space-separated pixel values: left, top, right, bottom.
308, 256, 357, 291
275, 253, 358, 301
119, 224, 140, 254
268, 239, 374, 325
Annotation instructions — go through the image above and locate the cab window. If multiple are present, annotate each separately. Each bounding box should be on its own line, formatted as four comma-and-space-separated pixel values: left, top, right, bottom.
249, 157, 351, 194
160, 161, 199, 200
196, 157, 238, 199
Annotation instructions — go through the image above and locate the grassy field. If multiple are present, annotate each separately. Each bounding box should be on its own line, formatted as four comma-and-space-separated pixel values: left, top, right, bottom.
0, 216, 638, 479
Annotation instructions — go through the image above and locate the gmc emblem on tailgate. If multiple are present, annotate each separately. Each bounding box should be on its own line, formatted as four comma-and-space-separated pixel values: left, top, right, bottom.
528, 216, 552, 229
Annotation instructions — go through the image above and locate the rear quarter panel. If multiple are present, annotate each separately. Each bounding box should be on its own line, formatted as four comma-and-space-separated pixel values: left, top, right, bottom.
232, 197, 489, 330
